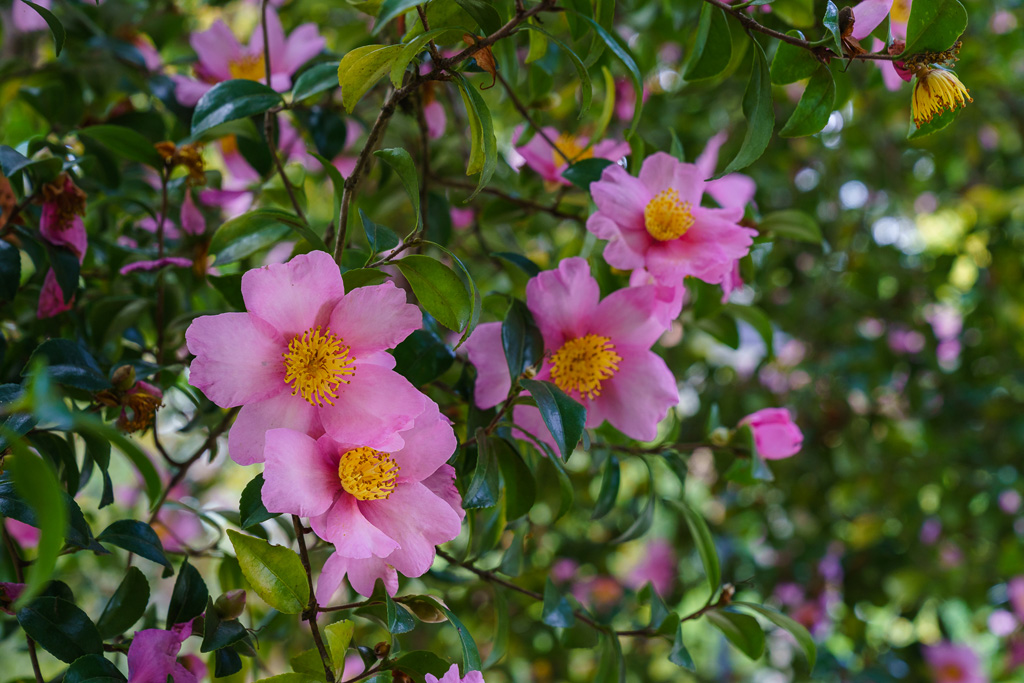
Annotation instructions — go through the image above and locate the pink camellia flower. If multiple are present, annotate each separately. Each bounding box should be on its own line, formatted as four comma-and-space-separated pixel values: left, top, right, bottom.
623, 538, 677, 596
4, 519, 40, 548
1007, 577, 1024, 621
739, 407, 803, 460
37, 269, 75, 319
127, 619, 198, 683
694, 132, 757, 211
0, 582, 26, 615
450, 207, 475, 230
465, 257, 678, 447
850, 0, 910, 41
120, 256, 194, 275
586, 152, 758, 290
39, 175, 88, 260
513, 126, 630, 187
315, 462, 466, 599
614, 78, 650, 123
263, 401, 461, 571
172, 10, 325, 106
426, 664, 485, 683
185, 251, 426, 465
180, 189, 205, 236
924, 642, 987, 683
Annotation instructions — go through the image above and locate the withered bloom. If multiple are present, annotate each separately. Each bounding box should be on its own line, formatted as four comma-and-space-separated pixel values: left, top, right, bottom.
156, 141, 207, 186
96, 366, 164, 433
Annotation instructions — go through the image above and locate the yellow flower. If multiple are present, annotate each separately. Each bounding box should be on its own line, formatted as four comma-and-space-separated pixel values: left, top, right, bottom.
912, 67, 972, 128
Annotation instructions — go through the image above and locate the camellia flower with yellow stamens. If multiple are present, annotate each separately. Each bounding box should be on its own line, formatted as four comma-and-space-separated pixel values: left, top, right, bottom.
263, 402, 464, 596
911, 67, 972, 128
587, 152, 758, 289
185, 251, 426, 465
512, 126, 630, 187
464, 257, 678, 448
170, 9, 324, 107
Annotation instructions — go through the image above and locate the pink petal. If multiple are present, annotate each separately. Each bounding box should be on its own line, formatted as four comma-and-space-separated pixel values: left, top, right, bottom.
599, 225, 648, 271
704, 174, 757, 210
190, 20, 241, 81
262, 429, 339, 517
127, 628, 194, 683
587, 348, 678, 442
526, 257, 600, 350
180, 189, 205, 235
185, 312, 284, 407
170, 76, 212, 108
590, 285, 672, 348
256, 10, 287, 72
318, 363, 425, 452
391, 401, 458, 483
592, 139, 631, 163
637, 153, 704, 206
241, 250, 345, 336
328, 281, 421, 357
420, 465, 465, 520
516, 127, 561, 183
40, 213, 87, 262
317, 552, 398, 602
359, 482, 463, 576
645, 207, 754, 284
850, 0, 895, 40
311, 494, 399, 558
283, 23, 326, 73
227, 392, 319, 466
589, 164, 649, 234
694, 131, 728, 179
424, 100, 447, 139
36, 268, 74, 319
463, 322, 511, 409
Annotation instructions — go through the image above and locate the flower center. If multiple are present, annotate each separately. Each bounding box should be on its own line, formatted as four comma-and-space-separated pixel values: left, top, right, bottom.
229, 53, 267, 82
644, 188, 694, 241
890, 0, 911, 23
220, 134, 239, 156
553, 133, 594, 167
337, 447, 400, 501
549, 334, 622, 400
937, 664, 964, 682
911, 68, 972, 127
282, 326, 356, 407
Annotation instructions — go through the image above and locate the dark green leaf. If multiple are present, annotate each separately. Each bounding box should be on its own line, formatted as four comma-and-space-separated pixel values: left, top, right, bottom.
208, 209, 294, 265
341, 267, 389, 290
770, 31, 820, 84
78, 126, 163, 168
520, 379, 586, 459
492, 252, 540, 277
191, 80, 284, 138
541, 578, 576, 628
411, 595, 481, 671
374, 0, 426, 32
454, 0, 502, 34
591, 455, 620, 520
24, 339, 108, 392
98, 520, 172, 571
759, 209, 822, 243
96, 567, 150, 639
520, 24, 592, 117
393, 329, 455, 387
390, 28, 454, 88
723, 304, 774, 357
822, 1, 843, 58
779, 66, 835, 138
683, 3, 732, 81
453, 74, 497, 200
669, 624, 696, 670
0, 240, 21, 301
373, 148, 421, 231
166, 559, 209, 628
391, 650, 453, 682
464, 430, 500, 509
677, 500, 721, 593
707, 610, 765, 660
360, 209, 401, 253
717, 38, 773, 177
395, 255, 471, 332
19, 0, 65, 56
17, 596, 103, 663
46, 243, 79, 305
494, 438, 535, 521
214, 648, 243, 678
501, 299, 543, 381
735, 602, 817, 670
64, 655, 127, 683
561, 158, 614, 190
570, 12, 643, 134
240, 473, 279, 528
292, 62, 342, 101
610, 462, 655, 544
201, 598, 250, 653
900, 0, 967, 57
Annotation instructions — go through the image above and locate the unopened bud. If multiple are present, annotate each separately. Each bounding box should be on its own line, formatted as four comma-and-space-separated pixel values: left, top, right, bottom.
214, 590, 247, 619
111, 365, 136, 391
709, 426, 731, 447
374, 641, 391, 659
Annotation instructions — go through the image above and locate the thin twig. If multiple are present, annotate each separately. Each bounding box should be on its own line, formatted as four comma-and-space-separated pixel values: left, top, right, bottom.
292, 515, 336, 683
3, 528, 44, 683
495, 71, 571, 165
432, 175, 582, 223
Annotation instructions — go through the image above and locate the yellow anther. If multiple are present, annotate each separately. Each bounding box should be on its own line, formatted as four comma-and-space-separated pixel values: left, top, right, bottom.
549, 334, 622, 400
644, 188, 695, 241
337, 447, 400, 501
282, 326, 356, 407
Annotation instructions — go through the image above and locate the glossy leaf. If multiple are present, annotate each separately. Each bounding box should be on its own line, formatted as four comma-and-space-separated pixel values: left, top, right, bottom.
166, 558, 208, 628
338, 45, 403, 113
96, 567, 150, 639
454, 0, 502, 34
707, 610, 766, 660
678, 500, 721, 593
240, 473, 279, 528
464, 430, 500, 509
227, 530, 309, 614
453, 73, 497, 199
781, 66, 835, 138
591, 455, 620, 520
411, 595, 481, 671
683, 3, 732, 81
501, 298, 543, 381
736, 602, 817, 670
292, 62, 342, 101
97, 520, 172, 571
24, 339, 109, 392
822, 1, 843, 57
208, 209, 294, 265
17, 596, 103, 663
520, 379, 586, 459
394, 329, 455, 387
770, 31, 819, 85
78, 126, 163, 168
541, 578, 576, 628
669, 624, 696, 671
373, 148, 420, 231
390, 28, 453, 87
717, 38, 774, 177
6, 448, 66, 607
395, 255, 471, 332
360, 209, 400, 253
900, 0, 968, 57
494, 437, 536, 521
20, 0, 65, 56
191, 80, 284, 138
324, 620, 355, 673
374, 0, 425, 32
561, 158, 614, 190
64, 655, 127, 683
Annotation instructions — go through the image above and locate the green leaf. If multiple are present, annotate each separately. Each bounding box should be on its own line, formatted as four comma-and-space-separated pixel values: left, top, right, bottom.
677, 500, 721, 594
201, 598, 250, 653
453, 73, 497, 199
342, 267, 390, 290
391, 651, 453, 682
374, 0, 425, 32
541, 578, 576, 628
520, 24, 592, 118
338, 45, 403, 113
19, 0, 65, 56
683, 3, 732, 81
208, 209, 294, 265
46, 243, 79, 304
240, 473, 279, 528
494, 437, 536, 521
482, 588, 509, 668
570, 12, 643, 135
907, 100, 962, 139
373, 148, 421, 231
96, 567, 150, 639
64, 655, 127, 683
6, 448, 66, 607
17, 597, 103, 663
561, 158, 614, 191
707, 610, 766, 660
717, 38, 773, 177
191, 80, 284, 138
464, 430, 500, 509
669, 624, 696, 671
900, 0, 967, 57
492, 252, 540, 277
215, 649, 243, 678
166, 558, 208, 628
779, 65, 835, 138
390, 28, 453, 87
454, 0, 502, 34
324, 620, 355, 673
520, 379, 586, 459
24, 339, 109, 392
292, 62, 342, 101
72, 415, 162, 507
772, 0, 815, 27
78, 126, 163, 168
501, 299, 543, 381
0, 240, 20, 301
735, 602, 817, 670
411, 596, 481, 672
393, 329, 455, 387
97, 520, 172, 571
395, 255, 471, 332
759, 209, 822, 243
227, 530, 309, 614
360, 209, 401, 254
591, 455, 620, 520
770, 31, 819, 85
610, 461, 655, 544
822, 1, 843, 58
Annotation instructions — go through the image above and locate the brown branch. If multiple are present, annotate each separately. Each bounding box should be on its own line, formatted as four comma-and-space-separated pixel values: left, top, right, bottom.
293, 515, 335, 683
435, 0, 558, 70
432, 175, 582, 223
495, 71, 571, 165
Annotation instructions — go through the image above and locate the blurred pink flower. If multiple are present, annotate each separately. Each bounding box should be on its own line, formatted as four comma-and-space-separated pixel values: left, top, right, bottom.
614, 78, 649, 123
623, 538, 676, 596
551, 559, 580, 585
450, 207, 475, 230
1008, 577, 1024, 622
120, 257, 194, 275
4, 519, 40, 547
1000, 490, 1022, 515
185, 251, 426, 465
0, 582, 26, 615
920, 518, 942, 545
513, 126, 630, 186
989, 610, 1017, 637
850, 0, 910, 41
127, 619, 198, 683
172, 10, 325, 106
37, 268, 74, 319
739, 407, 803, 460
924, 642, 987, 683
426, 664, 485, 683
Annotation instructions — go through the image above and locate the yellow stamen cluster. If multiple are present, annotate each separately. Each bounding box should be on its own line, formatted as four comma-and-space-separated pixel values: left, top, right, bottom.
912, 68, 972, 128
890, 0, 911, 24
229, 53, 267, 82
644, 188, 695, 241
338, 447, 400, 501
282, 326, 356, 407
117, 390, 163, 433
550, 334, 622, 400
552, 133, 594, 167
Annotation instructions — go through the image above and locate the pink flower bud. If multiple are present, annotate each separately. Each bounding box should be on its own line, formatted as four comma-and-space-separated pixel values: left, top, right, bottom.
739, 407, 803, 460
